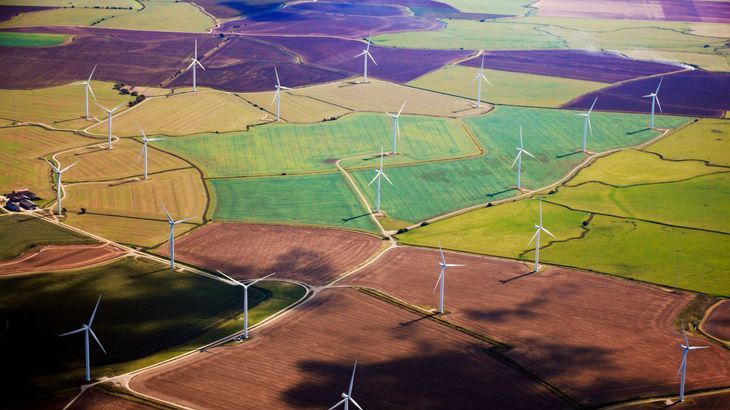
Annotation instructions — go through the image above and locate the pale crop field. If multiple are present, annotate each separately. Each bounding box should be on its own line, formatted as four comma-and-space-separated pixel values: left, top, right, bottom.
96, 0, 215, 33
239, 90, 351, 123
63, 213, 198, 248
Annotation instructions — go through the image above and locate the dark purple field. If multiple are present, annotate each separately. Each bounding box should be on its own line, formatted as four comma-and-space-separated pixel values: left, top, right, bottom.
0, 5, 53, 22
254, 35, 473, 83
186, 0, 288, 19
537, 0, 730, 23
459, 50, 682, 83
563, 70, 730, 118
280, 1, 407, 17
217, 8, 441, 38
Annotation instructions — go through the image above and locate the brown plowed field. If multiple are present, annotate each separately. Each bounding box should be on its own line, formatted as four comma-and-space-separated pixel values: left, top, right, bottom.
342, 246, 730, 406
701, 299, 730, 342
131, 288, 570, 409
0, 244, 125, 275
70, 387, 153, 410
157, 223, 383, 285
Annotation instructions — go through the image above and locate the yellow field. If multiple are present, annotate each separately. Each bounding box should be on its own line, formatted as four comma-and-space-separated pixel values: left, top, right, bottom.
238, 91, 351, 123
0, 0, 139, 7
0, 81, 133, 130
96, 0, 215, 33
0, 127, 91, 202
57, 138, 191, 182
408, 65, 609, 108
63, 168, 207, 224
63, 213, 197, 248
615, 49, 729, 72
290, 79, 491, 118
0, 8, 133, 28
88, 91, 267, 137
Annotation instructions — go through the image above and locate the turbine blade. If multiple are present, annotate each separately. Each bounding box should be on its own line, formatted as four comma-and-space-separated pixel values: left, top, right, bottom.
510, 151, 521, 168
111, 102, 126, 113
196, 60, 205, 70
522, 149, 535, 159
349, 397, 365, 410
174, 216, 194, 224
432, 269, 444, 294
655, 76, 663, 93
280, 86, 292, 90
186, 60, 195, 71
381, 171, 393, 185
689, 346, 709, 350
348, 361, 357, 397
527, 229, 539, 246
482, 74, 492, 85
397, 100, 406, 116
271, 89, 279, 106
541, 226, 556, 238
95, 102, 109, 112
59, 327, 85, 337
354, 50, 366, 59
216, 269, 241, 285
248, 272, 276, 287
88, 294, 102, 326
274, 66, 280, 87
60, 161, 78, 173
588, 97, 597, 114
642, 94, 653, 98
368, 172, 379, 186
587, 117, 593, 135
445, 264, 464, 267
88, 64, 97, 82
47, 160, 61, 173
438, 240, 445, 265
328, 398, 347, 410
655, 96, 663, 113
89, 328, 107, 354
368, 51, 377, 65
88, 84, 97, 101
137, 145, 144, 163
161, 205, 173, 223
676, 351, 687, 378
136, 122, 146, 139
683, 331, 690, 347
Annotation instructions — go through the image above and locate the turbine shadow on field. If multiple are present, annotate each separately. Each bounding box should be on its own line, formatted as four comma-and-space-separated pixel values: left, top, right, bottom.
627, 127, 651, 135
342, 213, 370, 223
486, 187, 515, 198
555, 150, 583, 159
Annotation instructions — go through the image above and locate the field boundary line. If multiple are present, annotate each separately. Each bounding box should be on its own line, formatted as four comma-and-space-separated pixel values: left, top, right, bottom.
698, 299, 730, 347
598, 385, 730, 410
336, 153, 389, 236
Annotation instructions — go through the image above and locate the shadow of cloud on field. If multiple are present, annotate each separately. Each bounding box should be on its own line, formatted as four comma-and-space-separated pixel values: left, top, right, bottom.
280, 347, 573, 410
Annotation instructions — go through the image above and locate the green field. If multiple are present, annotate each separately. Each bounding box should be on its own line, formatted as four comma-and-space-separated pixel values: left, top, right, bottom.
209, 173, 378, 233
398, 119, 729, 295
0, 31, 68, 47
437, 0, 535, 15
647, 119, 730, 166
348, 106, 689, 226
156, 113, 480, 177
408, 65, 609, 108
0, 256, 305, 406
0, 214, 96, 260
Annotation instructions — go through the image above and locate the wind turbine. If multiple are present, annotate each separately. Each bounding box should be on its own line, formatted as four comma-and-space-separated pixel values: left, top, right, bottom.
73, 64, 97, 118
386, 101, 406, 155
136, 123, 164, 180
368, 147, 392, 214
162, 205, 192, 270
354, 34, 377, 83
472, 54, 492, 108
642, 76, 663, 129
577, 97, 597, 153
216, 270, 276, 339
677, 330, 709, 402
48, 160, 77, 215
432, 241, 464, 315
58, 295, 106, 382
510, 126, 535, 190
95, 102, 125, 150
527, 199, 555, 272
271, 66, 291, 122
329, 361, 364, 410
185, 39, 205, 92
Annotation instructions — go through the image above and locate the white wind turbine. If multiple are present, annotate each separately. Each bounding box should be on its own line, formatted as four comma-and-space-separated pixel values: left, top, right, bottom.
527, 199, 555, 272
386, 101, 406, 155
432, 241, 464, 315
642, 76, 663, 129
329, 361, 364, 410
73, 64, 97, 118
354, 34, 377, 83
48, 160, 77, 215
271, 66, 291, 122
95, 102, 125, 150
472, 54, 492, 108
185, 39, 205, 92
217, 270, 276, 339
510, 126, 535, 190
136, 123, 164, 180
577, 97, 597, 153
162, 205, 192, 270
58, 295, 106, 382
677, 330, 709, 402
368, 147, 392, 214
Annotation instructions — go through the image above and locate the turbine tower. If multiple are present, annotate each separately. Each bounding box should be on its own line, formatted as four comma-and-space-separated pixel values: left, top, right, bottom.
527, 199, 555, 272
58, 295, 106, 382
271, 66, 291, 122
73, 64, 97, 118
217, 270, 276, 339
472, 54, 491, 108
386, 101, 406, 155
329, 361, 364, 410
95, 102, 125, 150
642, 76, 663, 129
433, 241, 464, 315
577, 97, 597, 153
136, 123, 164, 180
510, 126, 535, 190
162, 205, 192, 270
185, 39, 205, 92
354, 34, 377, 83
677, 330, 708, 402
48, 160, 77, 215
368, 147, 392, 213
